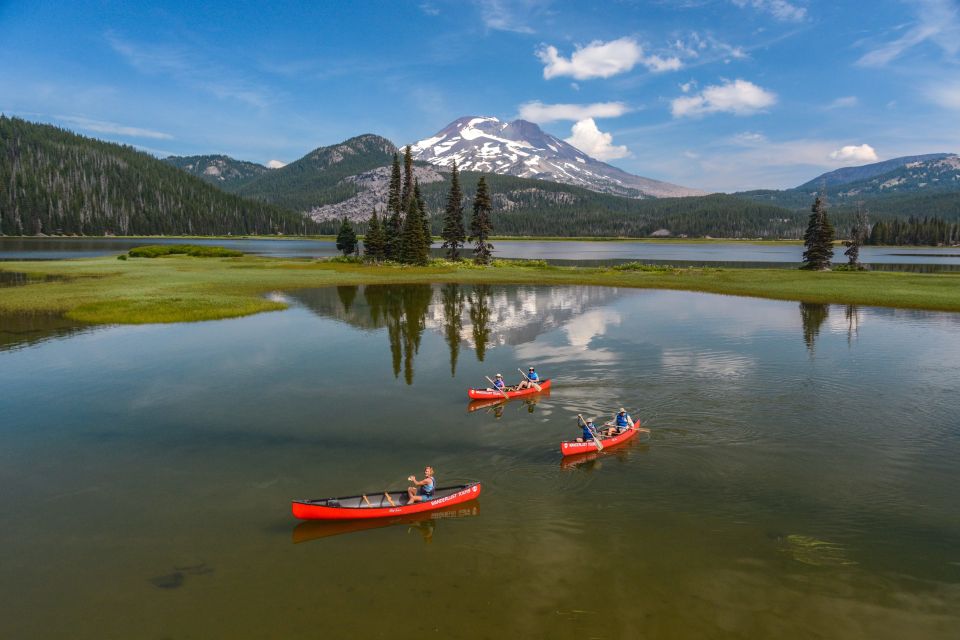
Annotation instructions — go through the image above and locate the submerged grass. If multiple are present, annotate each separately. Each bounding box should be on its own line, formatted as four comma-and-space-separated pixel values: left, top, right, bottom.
1, 254, 959, 325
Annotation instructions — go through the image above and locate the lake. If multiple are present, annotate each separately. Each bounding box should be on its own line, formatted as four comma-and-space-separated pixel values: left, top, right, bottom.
3, 236, 960, 271
1, 284, 958, 638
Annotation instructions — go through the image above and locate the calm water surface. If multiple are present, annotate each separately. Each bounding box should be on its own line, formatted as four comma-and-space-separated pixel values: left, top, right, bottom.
1, 285, 959, 638
3, 236, 960, 271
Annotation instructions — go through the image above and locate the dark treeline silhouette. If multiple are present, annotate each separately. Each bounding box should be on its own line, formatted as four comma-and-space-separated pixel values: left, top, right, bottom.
867, 216, 960, 246
0, 116, 319, 236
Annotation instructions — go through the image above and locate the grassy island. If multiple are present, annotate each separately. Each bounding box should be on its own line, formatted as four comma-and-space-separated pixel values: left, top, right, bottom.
2, 254, 959, 325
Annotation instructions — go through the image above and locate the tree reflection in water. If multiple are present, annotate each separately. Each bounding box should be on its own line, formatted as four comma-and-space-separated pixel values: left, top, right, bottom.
469, 284, 492, 362
799, 302, 830, 353
365, 284, 433, 384
441, 284, 465, 376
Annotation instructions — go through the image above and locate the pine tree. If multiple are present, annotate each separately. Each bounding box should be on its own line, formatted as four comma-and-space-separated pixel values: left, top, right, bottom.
843, 202, 868, 268
469, 175, 494, 265
440, 160, 466, 260
400, 195, 429, 265
363, 208, 387, 260
387, 153, 402, 215
401, 145, 414, 212
335, 217, 358, 256
414, 179, 431, 250
801, 194, 834, 270
384, 153, 403, 261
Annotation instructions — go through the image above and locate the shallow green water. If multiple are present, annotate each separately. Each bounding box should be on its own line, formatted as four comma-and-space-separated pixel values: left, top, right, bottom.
1, 285, 959, 639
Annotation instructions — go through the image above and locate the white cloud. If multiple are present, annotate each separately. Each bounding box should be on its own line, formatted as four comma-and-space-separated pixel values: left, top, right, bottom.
477, 0, 536, 33
419, 3, 440, 16
671, 78, 777, 117
927, 82, 960, 110
731, 131, 768, 145
857, 0, 960, 67
679, 80, 697, 93
731, 0, 807, 22
829, 144, 878, 163
517, 100, 630, 123
826, 96, 858, 109
537, 37, 682, 80
54, 115, 172, 139
266, 159, 287, 168
564, 118, 629, 160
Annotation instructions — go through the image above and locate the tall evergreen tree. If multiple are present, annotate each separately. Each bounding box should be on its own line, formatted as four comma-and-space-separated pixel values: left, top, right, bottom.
363, 208, 387, 260
440, 160, 466, 260
387, 153, 402, 215
801, 194, 835, 270
414, 180, 431, 249
335, 218, 358, 256
384, 153, 403, 261
469, 176, 494, 265
400, 195, 429, 265
843, 203, 868, 268
401, 145, 414, 212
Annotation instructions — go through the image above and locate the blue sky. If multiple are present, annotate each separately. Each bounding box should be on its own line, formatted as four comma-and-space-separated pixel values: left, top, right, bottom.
1, 0, 959, 191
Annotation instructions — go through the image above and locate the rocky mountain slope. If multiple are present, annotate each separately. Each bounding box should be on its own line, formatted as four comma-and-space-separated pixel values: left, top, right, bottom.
796, 153, 952, 190
233, 134, 396, 211
410, 116, 704, 199
163, 155, 270, 189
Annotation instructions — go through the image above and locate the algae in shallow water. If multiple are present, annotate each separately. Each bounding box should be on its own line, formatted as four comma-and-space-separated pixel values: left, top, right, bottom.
781, 535, 857, 567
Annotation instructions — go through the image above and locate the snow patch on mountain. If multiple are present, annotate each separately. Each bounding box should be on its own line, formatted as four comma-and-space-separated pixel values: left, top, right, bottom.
409, 116, 704, 198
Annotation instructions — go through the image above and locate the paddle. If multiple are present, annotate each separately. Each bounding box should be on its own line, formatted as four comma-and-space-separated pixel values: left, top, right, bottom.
518, 368, 542, 392
485, 375, 510, 399
577, 413, 603, 451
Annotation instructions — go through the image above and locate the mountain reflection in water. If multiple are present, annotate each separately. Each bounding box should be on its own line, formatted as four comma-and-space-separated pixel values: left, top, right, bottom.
288, 284, 626, 384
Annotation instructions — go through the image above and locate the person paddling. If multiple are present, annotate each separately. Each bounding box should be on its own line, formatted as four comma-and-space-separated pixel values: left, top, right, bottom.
603, 408, 634, 436
407, 466, 436, 504
486, 373, 510, 392
577, 419, 600, 443
517, 366, 540, 390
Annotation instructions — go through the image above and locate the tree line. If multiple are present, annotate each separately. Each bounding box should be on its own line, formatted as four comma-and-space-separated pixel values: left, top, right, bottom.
867, 216, 960, 246
0, 116, 320, 236
335, 146, 495, 264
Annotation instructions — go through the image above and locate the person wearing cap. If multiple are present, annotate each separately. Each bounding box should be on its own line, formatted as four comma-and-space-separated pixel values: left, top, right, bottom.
577, 419, 599, 443
488, 373, 509, 392
516, 366, 540, 390
603, 408, 634, 436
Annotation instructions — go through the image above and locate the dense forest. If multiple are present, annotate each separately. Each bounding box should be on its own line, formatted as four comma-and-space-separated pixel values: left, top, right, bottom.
867, 217, 960, 245
0, 117, 319, 236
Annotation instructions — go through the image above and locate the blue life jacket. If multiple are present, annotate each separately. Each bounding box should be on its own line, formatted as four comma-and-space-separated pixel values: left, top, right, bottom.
616, 413, 631, 427
528, 371, 539, 381
494, 379, 505, 389
419, 478, 435, 497
582, 424, 595, 440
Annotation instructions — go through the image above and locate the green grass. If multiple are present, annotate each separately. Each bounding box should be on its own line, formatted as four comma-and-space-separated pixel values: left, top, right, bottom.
2, 254, 959, 325
127, 244, 244, 258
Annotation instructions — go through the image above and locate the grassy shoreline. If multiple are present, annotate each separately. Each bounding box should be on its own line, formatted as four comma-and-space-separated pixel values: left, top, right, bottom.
2, 255, 960, 325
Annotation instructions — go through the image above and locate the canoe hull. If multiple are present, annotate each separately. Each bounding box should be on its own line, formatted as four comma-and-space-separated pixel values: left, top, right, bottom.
560, 419, 643, 456
292, 482, 482, 521
467, 378, 551, 400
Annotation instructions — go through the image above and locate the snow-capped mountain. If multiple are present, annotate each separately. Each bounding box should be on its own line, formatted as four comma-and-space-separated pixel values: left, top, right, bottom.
410, 116, 704, 199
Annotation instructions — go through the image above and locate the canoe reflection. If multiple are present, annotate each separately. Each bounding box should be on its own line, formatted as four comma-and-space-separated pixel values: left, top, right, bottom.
560, 438, 649, 470
291, 501, 480, 544
467, 390, 550, 416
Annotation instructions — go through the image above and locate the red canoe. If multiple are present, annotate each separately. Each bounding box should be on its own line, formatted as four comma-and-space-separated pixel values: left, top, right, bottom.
467, 378, 551, 400
292, 501, 480, 543
292, 482, 482, 521
560, 419, 645, 456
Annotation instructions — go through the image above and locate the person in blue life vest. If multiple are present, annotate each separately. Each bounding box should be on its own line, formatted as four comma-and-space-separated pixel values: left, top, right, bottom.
486, 373, 511, 393
517, 366, 540, 390
603, 408, 634, 436
407, 466, 436, 504
577, 419, 599, 443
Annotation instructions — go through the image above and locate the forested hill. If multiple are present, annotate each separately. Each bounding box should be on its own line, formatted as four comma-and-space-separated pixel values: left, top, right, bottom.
163, 154, 269, 189
0, 117, 320, 236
